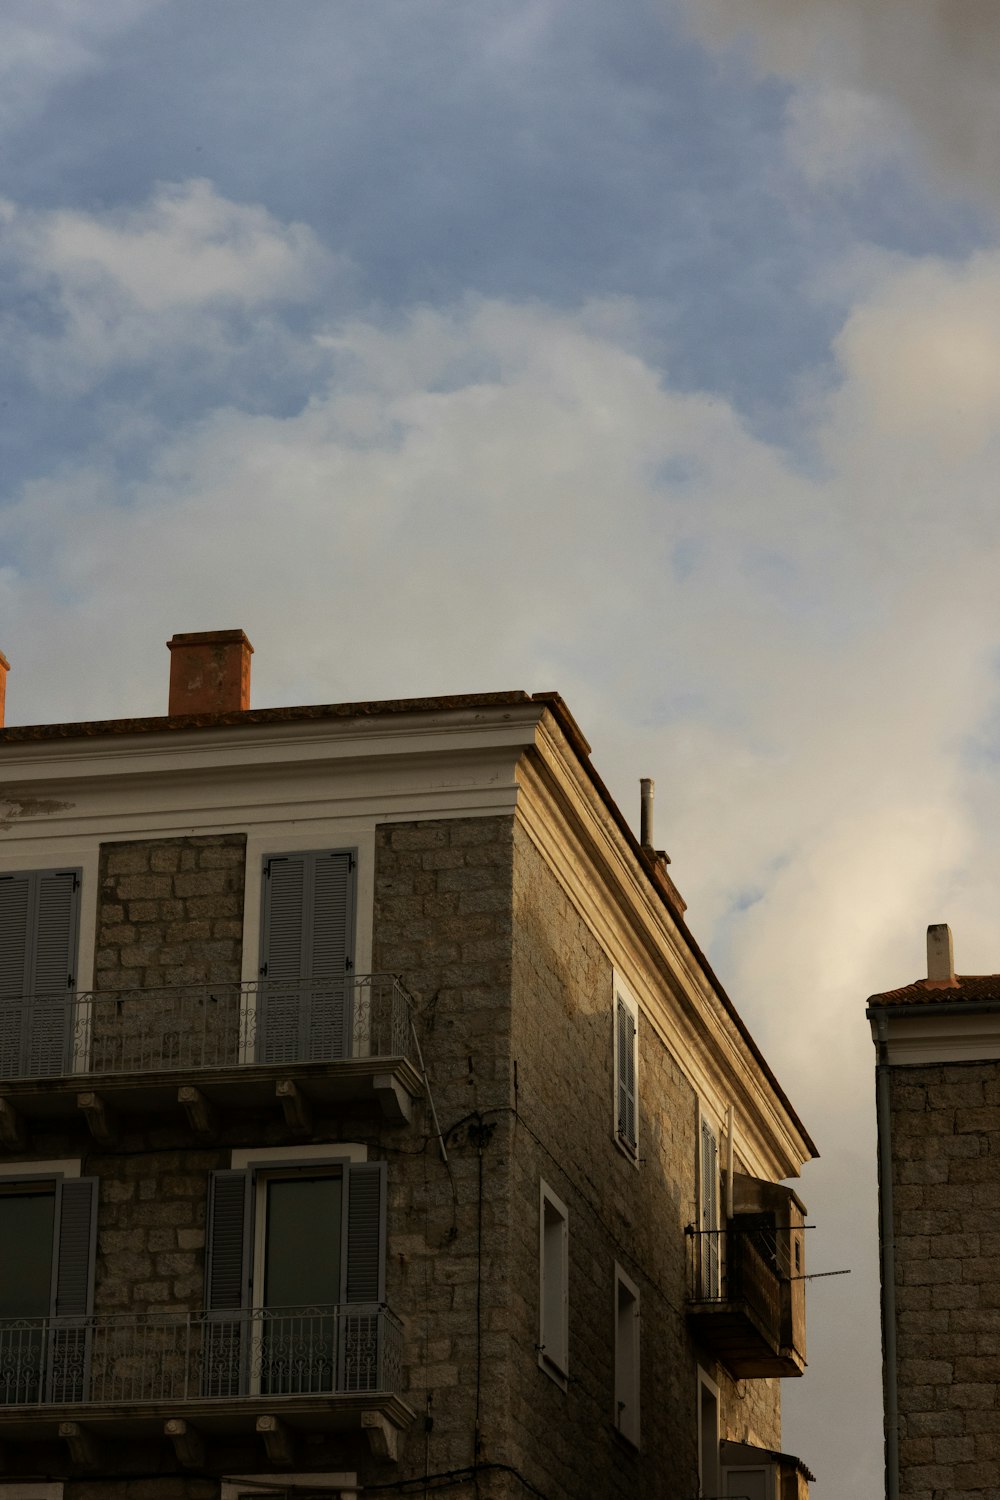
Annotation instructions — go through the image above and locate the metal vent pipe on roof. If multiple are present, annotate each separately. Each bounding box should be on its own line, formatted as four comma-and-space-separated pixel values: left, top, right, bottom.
640, 777, 655, 849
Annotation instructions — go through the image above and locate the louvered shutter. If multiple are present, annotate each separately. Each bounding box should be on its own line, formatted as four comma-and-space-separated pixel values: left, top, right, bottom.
0, 871, 77, 1080
47, 1176, 97, 1402
28, 873, 77, 1076
340, 1161, 386, 1393
0, 876, 30, 1079
204, 1170, 250, 1396
258, 851, 355, 1063
306, 853, 354, 1060
616, 995, 637, 1153
700, 1120, 721, 1298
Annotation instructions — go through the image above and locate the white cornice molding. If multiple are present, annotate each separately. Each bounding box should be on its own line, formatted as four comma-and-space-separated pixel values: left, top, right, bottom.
872, 1010, 1000, 1066
518, 714, 813, 1180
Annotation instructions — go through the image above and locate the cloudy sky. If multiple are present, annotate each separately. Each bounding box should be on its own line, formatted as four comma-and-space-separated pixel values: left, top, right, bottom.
4, 2, 1000, 1490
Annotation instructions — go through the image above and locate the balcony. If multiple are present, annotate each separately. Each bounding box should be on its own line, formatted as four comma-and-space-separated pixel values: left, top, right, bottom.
686, 1219, 806, 1379
0, 1304, 412, 1462
0, 976, 423, 1142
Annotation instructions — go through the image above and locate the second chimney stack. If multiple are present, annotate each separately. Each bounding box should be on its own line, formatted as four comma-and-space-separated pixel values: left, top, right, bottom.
927, 923, 955, 983
167, 630, 253, 717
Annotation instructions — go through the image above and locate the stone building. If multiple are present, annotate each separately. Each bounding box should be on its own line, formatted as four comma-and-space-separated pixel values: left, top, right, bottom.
868, 923, 1000, 1500
0, 630, 816, 1500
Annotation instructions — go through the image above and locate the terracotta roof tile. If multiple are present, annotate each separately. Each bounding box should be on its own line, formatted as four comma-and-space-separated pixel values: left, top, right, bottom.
868, 975, 1000, 1007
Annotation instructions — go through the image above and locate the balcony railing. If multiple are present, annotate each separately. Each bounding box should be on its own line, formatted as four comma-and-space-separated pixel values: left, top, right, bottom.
0, 975, 415, 1083
686, 1222, 805, 1378
0, 1304, 402, 1409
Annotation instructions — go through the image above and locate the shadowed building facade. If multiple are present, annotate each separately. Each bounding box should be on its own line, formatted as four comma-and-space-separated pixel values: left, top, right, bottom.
0, 632, 815, 1500
869, 924, 1000, 1500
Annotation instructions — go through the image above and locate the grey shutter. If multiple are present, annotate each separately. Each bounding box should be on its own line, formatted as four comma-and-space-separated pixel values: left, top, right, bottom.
0, 876, 30, 1079
340, 1161, 386, 1393
48, 1176, 98, 1402
616, 995, 637, 1152
259, 851, 356, 1063
0, 871, 77, 1080
204, 1170, 251, 1397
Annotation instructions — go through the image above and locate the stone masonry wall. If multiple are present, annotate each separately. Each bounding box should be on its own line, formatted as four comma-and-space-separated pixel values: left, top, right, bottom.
504, 819, 782, 1500
890, 1060, 1000, 1499
95, 834, 247, 989
373, 814, 518, 1497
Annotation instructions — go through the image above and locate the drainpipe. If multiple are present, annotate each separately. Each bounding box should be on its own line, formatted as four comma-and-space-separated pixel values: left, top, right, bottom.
874, 1012, 900, 1500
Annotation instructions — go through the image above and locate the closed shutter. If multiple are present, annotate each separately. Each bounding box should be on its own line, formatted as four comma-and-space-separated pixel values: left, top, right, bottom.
616, 994, 637, 1153
48, 1176, 98, 1402
259, 851, 356, 1063
204, 1170, 250, 1397
0, 870, 77, 1079
340, 1161, 386, 1393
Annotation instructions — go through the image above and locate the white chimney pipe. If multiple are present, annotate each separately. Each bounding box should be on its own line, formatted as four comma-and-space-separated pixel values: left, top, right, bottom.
927, 924, 955, 982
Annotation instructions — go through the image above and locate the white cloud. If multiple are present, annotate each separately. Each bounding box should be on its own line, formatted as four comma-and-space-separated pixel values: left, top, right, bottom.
679, 0, 1000, 205
0, 1, 164, 137
0, 180, 339, 392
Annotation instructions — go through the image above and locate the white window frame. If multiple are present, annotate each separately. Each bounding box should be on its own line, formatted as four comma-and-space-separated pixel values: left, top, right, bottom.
698, 1367, 721, 1499
221, 1479, 358, 1500
613, 1263, 640, 1447
0, 1486, 65, 1500
721, 1465, 775, 1500
612, 972, 639, 1163
538, 1180, 569, 1388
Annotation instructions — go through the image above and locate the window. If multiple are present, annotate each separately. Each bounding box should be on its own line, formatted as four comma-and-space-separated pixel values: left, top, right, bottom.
538, 1181, 568, 1386
0, 1172, 97, 1406
722, 1467, 772, 1500
699, 1114, 721, 1298
698, 1368, 721, 1498
205, 1156, 385, 1397
221, 1481, 356, 1500
613, 1264, 639, 1446
613, 975, 638, 1159
0, 869, 80, 1079
258, 850, 357, 1063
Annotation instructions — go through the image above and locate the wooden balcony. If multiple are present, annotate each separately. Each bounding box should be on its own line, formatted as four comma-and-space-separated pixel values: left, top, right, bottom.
0, 976, 423, 1143
686, 1218, 807, 1379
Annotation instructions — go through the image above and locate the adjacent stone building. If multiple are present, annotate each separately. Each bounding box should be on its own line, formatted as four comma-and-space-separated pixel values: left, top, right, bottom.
0, 631, 817, 1500
868, 924, 1000, 1500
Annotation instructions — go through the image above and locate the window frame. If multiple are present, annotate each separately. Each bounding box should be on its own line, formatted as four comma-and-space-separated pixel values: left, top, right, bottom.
613, 1263, 640, 1448
698, 1366, 721, 1498
538, 1180, 569, 1388
612, 972, 639, 1163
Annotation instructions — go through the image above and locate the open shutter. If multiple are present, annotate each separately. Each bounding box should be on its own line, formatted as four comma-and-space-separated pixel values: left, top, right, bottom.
204, 1170, 250, 1396
340, 1161, 386, 1393
616, 994, 637, 1153
48, 1176, 97, 1402
700, 1119, 721, 1298
259, 851, 356, 1063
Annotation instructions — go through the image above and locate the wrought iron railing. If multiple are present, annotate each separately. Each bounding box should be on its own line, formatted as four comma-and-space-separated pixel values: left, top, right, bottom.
0, 975, 415, 1082
686, 1224, 784, 1336
0, 1304, 402, 1407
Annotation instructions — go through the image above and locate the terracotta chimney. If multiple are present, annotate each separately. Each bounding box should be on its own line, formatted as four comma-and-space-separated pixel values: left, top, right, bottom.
927, 923, 955, 983
166, 630, 253, 716
0, 651, 8, 728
